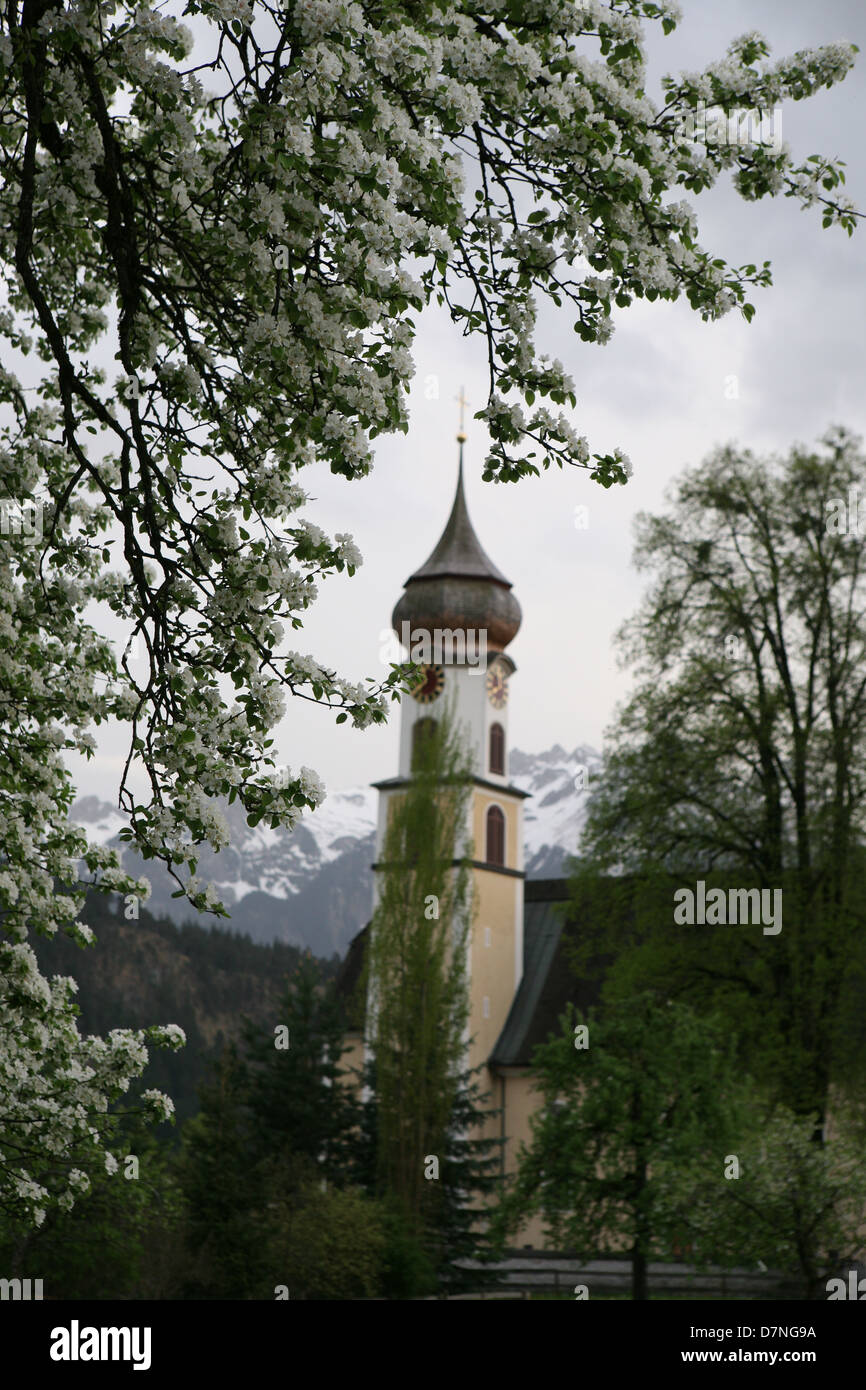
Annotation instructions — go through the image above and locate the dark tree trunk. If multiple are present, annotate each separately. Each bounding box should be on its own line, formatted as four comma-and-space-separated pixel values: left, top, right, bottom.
632, 1243, 648, 1302
632, 1147, 650, 1300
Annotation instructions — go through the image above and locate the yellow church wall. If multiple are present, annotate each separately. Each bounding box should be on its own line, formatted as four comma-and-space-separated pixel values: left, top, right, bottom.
468, 866, 520, 1076
495, 1068, 550, 1248
468, 787, 523, 1077
338, 1030, 366, 1093
497, 1069, 643, 1254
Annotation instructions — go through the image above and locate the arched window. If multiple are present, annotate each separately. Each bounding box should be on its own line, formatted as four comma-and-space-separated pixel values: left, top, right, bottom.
486, 805, 505, 867
411, 717, 437, 770
489, 722, 505, 776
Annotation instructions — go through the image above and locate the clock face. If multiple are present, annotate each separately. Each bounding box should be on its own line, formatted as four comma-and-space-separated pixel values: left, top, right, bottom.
486, 665, 508, 709
411, 663, 445, 704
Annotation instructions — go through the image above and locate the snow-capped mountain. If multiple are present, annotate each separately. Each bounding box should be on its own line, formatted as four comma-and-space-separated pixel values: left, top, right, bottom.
70, 744, 602, 958
515, 743, 603, 877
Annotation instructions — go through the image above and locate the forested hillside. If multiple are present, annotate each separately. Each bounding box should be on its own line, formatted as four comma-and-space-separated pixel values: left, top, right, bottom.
30, 895, 340, 1130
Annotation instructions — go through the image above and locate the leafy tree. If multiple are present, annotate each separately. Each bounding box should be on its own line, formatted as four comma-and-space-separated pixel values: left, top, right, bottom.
0, 927, 184, 1228
362, 697, 500, 1292
495, 994, 745, 1301
372, 1194, 439, 1301
0, 1111, 185, 1299
679, 1105, 866, 1301
357, 1054, 504, 1297
269, 1182, 386, 1301
364, 697, 473, 1216
1, 0, 860, 1224
570, 430, 866, 1123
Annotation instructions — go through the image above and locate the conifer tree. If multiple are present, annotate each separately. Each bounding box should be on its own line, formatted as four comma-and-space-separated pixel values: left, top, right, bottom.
240, 954, 362, 1187
181, 956, 371, 1297
180, 1043, 266, 1298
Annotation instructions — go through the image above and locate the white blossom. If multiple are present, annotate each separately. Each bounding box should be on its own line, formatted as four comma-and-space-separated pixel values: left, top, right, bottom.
0, 0, 856, 1229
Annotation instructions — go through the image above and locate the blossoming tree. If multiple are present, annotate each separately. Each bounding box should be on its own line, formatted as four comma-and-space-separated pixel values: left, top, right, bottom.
0, 0, 859, 1225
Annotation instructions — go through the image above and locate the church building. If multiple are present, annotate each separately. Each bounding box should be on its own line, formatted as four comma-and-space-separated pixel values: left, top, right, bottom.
338, 429, 594, 1248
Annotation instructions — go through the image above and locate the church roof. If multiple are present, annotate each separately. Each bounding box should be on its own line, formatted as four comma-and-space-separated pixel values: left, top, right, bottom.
404, 459, 512, 589
489, 879, 618, 1068
392, 449, 522, 653
334, 923, 368, 1030
488, 890, 566, 1066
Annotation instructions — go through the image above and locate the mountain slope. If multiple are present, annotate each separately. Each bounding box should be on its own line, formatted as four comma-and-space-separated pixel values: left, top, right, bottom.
30, 894, 325, 1128
71, 744, 601, 957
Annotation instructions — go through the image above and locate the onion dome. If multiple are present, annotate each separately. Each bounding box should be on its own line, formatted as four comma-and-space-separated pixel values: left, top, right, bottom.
392, 452, 521, 655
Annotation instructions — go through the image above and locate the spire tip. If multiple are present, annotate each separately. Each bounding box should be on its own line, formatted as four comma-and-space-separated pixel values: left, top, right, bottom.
456, 386, 469, 445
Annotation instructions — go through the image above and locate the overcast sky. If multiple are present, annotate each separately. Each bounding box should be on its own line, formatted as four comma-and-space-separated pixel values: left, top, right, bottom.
72, 0, 866, 808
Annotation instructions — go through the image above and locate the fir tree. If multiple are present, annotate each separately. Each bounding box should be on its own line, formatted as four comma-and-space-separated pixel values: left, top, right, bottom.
240, 955, 361, 1187
180, 958, 364, 1297
180, 1043, 267, 1299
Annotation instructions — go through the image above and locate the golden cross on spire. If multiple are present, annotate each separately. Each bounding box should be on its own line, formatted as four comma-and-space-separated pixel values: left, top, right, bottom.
456, 386, 469, 444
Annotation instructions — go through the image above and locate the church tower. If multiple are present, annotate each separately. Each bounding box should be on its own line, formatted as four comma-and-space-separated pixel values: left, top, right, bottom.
372, 418, 529, 1090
